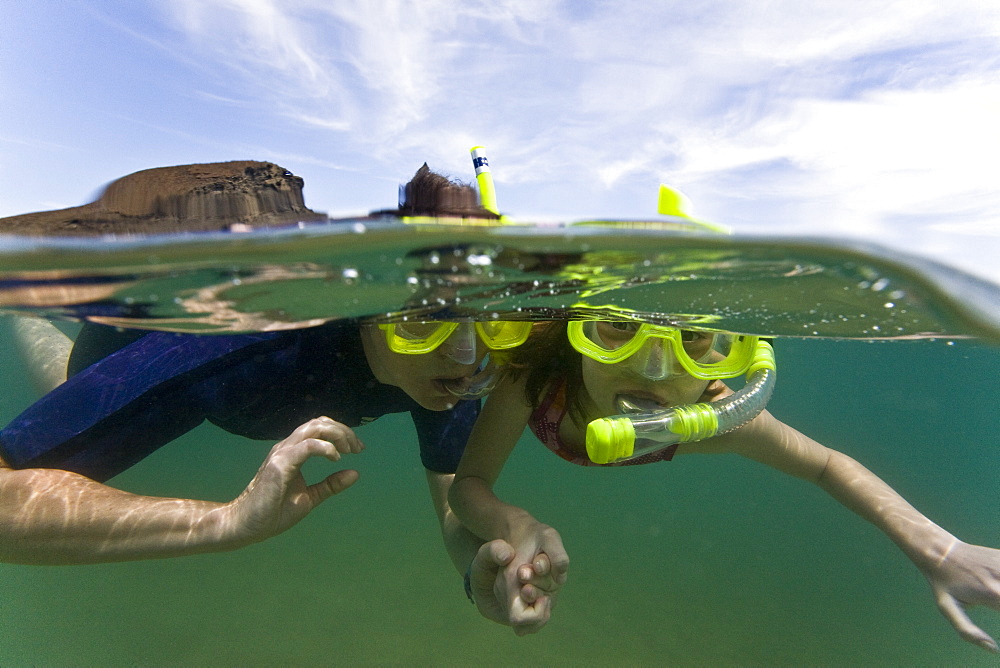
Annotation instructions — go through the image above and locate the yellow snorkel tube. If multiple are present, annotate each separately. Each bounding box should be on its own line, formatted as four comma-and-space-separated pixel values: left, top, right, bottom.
586, 339, 776, 464
470, 146, 499, 215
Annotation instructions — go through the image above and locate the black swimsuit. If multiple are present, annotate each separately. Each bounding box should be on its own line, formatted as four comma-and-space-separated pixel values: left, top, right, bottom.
0, 321, 479, 481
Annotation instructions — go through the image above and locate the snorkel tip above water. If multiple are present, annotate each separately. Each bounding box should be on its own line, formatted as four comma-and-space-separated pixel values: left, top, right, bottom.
469, 146, 499, 215
656, 184, 695, 218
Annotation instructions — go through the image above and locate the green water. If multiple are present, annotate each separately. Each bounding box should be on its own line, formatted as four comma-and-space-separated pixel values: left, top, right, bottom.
0, 324, 997, 665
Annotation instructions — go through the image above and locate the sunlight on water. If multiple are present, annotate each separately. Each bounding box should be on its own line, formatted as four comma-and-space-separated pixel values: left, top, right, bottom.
0, 221, 997, 665
2, 219, 999, 341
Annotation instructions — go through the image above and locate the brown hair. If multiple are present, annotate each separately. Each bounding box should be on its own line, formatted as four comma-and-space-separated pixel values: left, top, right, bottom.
506, 321, 593, 427
372, 163, 500, 219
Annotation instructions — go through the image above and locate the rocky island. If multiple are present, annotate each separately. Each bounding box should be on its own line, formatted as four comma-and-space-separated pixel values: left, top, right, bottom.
0, 161, 327, 236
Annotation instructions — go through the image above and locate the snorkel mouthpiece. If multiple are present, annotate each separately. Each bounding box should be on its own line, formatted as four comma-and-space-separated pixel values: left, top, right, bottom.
442, 353, 501, 400
586, 340, 776, 464
586, 418, 637, 463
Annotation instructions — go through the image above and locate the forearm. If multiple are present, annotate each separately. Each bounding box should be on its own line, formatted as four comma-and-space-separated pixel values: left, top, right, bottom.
0, 467, 241, 565
425, 470, 486, 574
816, 450, 957, 572
724, 415, 958, 572
449, 475, 537, 545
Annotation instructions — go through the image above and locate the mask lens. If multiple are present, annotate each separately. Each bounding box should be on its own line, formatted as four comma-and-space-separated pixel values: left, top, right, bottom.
380, 321, 456, 354
678, 332, 758, 378
679, 330, 715, 361
589, 321, 641, 350
476, 321, 532, 349
394, 321, 446, 341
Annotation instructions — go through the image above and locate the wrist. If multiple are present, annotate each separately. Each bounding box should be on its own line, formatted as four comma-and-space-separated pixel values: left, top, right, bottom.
196, 501, 256, 552
907, 532, 961, 573
498, 506, 540, 542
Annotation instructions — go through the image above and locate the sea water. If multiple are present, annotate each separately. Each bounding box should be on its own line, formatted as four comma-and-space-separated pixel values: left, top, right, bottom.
0, 221, 997, 665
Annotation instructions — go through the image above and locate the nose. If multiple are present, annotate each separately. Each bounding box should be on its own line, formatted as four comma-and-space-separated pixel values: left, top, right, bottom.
629, 339, 683, 381
440, 322, 479, 365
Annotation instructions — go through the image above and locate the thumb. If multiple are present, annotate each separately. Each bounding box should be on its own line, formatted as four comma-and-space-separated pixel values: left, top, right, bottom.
307, 469, 360, 504
484, 539, 515, 568
936, 591, 1000, 653
472, 539, 514, 581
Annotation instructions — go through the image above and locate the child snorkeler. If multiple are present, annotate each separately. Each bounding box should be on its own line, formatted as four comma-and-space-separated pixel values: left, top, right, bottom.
0, 164, 561, 632
449, 318, 1000, 652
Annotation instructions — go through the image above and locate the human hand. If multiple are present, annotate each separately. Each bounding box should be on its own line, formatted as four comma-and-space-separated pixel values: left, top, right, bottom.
468, 538, 568, 635
924, 540, 1000, 653
514, 547, 569, 606
221, 417, 363, 545
495, 521, 569, 635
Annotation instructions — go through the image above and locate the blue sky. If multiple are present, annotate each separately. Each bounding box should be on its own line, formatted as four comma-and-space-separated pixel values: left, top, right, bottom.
3, 1, 999, 282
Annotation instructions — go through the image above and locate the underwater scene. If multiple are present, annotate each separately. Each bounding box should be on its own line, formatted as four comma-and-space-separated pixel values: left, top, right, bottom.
6, 1, 1000, 663
0, 213, 997, 666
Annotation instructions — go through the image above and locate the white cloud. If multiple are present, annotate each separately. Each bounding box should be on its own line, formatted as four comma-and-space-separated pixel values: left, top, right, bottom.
11, 0, 997, 279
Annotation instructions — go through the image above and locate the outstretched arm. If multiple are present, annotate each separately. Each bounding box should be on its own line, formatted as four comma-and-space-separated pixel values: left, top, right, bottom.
449, 375, 569, 634
704, 410, 999, 653
0, 417, 362, 565
814, 445, 999, 653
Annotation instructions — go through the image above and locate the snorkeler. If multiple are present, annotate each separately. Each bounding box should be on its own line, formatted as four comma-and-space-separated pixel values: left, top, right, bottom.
449, 318, 1000, 652
0, 165, 561, 633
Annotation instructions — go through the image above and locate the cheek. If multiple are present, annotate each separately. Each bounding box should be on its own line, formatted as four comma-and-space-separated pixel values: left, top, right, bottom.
678, 379, 711, 403
381, 354, 431, 388
580, 358, 614, 399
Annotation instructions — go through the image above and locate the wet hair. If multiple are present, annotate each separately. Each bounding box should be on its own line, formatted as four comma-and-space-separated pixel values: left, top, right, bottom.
506, 321, 592, 427
371, 163, 500, 219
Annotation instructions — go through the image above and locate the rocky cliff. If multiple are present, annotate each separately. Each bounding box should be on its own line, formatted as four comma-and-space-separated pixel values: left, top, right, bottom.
0, 161, 327, 236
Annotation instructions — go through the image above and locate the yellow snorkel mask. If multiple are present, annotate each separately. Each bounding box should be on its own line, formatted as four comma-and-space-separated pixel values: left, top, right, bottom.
567, 320, 760, 381
378, 320, 532, 356
377, 320, 531, 400
571, 313, 775, 463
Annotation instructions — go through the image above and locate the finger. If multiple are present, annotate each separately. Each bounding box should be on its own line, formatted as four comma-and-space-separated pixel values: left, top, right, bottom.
544, 546, 570, 585
482, 540, 515, 569
304, 417, 365, 455
290, 417, 365, 455
519, 583, 541, 605
533, 552, 550, 577
471, 540, 514, 596
517, 555, 561, 593
936, 592, 1000, 653
307, 469, 360, 504
510, 595, 551, 636
262, 438, 345, 491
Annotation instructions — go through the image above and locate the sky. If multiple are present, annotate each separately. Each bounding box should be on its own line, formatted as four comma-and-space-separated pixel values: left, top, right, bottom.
2, 0, 999, 283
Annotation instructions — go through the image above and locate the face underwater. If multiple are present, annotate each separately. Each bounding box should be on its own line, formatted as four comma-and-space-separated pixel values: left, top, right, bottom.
364, 322, 503, 410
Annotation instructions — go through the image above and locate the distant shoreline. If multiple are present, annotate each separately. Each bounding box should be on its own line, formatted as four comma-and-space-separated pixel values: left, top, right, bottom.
0, 161, 327, 236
